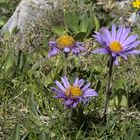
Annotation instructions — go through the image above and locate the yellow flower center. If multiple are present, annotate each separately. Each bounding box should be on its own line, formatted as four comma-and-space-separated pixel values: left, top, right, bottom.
109, 41, 122, 53
65, 86, 82, 98
56, 35, 75, 48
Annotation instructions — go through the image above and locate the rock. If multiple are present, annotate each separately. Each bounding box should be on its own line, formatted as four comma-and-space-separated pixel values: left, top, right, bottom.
0, 0, 57, 36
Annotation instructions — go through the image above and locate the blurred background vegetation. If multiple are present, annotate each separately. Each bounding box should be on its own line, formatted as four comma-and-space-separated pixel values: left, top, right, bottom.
0, 0, 20, 27
0, 0, 140, 139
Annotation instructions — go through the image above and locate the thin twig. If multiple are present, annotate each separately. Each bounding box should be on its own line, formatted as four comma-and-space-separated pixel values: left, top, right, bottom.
63, 53, 68, 76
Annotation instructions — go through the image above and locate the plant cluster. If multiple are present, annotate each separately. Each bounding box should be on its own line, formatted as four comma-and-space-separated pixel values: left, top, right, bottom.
1, 0, 140, 139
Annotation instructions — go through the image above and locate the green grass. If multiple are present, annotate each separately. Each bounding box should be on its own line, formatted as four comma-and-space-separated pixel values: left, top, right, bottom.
0, 0, 140, 139
0, 34, 140, 139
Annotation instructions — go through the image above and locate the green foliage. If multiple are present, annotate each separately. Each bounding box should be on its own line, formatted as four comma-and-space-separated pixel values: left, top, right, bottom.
0, 34, 140, 139
0, 0, 20, 27
13, 123, 20, 140
1, 0, 140, 139
52, 11, 99, 40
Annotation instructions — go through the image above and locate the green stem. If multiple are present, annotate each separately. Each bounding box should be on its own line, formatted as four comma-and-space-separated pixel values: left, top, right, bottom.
17, 49, 22, 67
104, 55, 114, 116
63, 53, 68, 76
77, 54, 81, 76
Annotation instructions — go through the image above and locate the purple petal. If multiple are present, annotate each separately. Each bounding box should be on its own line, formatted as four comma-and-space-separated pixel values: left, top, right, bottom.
78, 46, 86, 51
122, 35, 138, 47
64, 47, 70, 53
54, 95, 66, 99
72, 101, 79, 108
114, 56, 119, 65
116, 25, 123, 41
111, 52, 116, 57
75, 42, 86, 51
93, 32, 103, 44
49, 41, 57, 48
55, 81, 66, 92
72, 47, 80, 54
111, 53, 119, 65
75, 42, 83, 47
94, 29, 110, 46
102, 27, 112, 43
120, 28, 131, 43
119, 27, 126, 42
65, 99, 73, 106
81, 82, 91, 92
62, 76, 70, 88
82, 98, 89, 104
124, 41, 140, 50
119, 53, 128, 60
124, 50, 140, 54
78, 79, 85, 88
83, 89, 98, 97
51, 87, 66, 98
52, 87, 64, 94
92, 48, 109, 54
48, 47, 59, 57
77, 96, 83, 101
73, 78, 79, 86
111, 24, 116, 41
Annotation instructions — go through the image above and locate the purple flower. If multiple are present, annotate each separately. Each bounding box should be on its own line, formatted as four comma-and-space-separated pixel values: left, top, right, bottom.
48, 35, 86, 57
52, 76, 98, 108
92, 24, 140, 65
